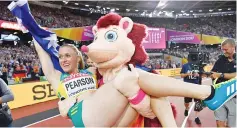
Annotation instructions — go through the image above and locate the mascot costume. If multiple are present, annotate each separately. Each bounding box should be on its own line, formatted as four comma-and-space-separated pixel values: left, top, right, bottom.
81, 13, 177, 127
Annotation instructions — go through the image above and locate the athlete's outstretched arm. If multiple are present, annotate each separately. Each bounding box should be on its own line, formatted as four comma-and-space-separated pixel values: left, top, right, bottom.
33, 40, 61, 89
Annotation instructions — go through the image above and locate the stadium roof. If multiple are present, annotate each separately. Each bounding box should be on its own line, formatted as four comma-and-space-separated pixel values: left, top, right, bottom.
45, 1, 236, 14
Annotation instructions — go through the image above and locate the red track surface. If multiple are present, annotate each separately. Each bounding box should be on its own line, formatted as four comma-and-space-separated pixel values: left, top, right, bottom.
169, 96, 216, 127
12, 99, 58, 120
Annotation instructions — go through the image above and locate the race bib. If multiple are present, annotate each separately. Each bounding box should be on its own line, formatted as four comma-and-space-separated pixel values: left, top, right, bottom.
61, 73, 97, 97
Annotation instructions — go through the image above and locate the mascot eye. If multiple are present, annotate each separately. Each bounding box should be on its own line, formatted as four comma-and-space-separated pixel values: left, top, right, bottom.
105, 31, 118, 42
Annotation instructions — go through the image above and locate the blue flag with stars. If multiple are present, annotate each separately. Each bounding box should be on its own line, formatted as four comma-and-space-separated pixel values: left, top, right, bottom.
8, 0, 64, 73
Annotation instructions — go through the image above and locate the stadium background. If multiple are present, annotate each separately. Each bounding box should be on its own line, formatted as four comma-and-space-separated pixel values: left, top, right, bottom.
0, 1, 236, 127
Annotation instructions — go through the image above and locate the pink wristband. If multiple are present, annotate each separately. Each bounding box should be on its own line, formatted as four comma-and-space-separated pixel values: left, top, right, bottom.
128, 89, 146, 105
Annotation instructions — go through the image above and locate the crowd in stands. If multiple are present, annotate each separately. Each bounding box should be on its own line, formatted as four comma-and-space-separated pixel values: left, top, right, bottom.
143, 47, 222, 70
134, 16, 236, 38
163, 46, 222, 64
0, 2, 235, 38
144, 56, 181, 69
0, 45, 41, 84
0, 2, 95, 28
0, 2, 232, 84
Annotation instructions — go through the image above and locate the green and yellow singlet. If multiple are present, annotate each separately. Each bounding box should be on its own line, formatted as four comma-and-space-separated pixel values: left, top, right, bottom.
56, 69, 97, 127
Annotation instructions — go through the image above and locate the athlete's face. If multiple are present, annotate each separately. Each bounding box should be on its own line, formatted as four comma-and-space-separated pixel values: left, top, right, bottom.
59, 46, 80, 74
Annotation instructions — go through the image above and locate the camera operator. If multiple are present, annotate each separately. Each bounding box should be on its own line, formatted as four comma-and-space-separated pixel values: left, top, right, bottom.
211, 39, 236, 127
180, 57, 203, 125
0, 78, 14, 127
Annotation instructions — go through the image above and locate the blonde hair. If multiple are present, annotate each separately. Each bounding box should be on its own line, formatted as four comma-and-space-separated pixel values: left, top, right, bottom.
61, 44, 85, 69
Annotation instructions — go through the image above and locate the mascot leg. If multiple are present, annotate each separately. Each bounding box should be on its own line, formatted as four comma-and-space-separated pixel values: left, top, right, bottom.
113, 105, 138, 127
113, 97, 177, 127
151, 97, 177, 127
144, 103, 177, 127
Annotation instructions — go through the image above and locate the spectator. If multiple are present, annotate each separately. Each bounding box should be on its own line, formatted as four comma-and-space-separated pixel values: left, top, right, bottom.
180, 57, 203, 125
0, 78, 14, 127
210, 39, 236, 127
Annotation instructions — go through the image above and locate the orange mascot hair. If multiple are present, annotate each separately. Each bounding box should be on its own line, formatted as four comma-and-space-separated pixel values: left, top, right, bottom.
96, 13, 148, 65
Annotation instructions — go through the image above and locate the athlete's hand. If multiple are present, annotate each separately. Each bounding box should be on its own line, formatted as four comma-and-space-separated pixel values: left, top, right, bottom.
58, 96, 76, 118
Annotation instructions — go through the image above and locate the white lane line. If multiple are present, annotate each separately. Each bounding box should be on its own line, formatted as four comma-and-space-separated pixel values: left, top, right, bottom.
22, 114, 60, 128
181, 102, 195, 128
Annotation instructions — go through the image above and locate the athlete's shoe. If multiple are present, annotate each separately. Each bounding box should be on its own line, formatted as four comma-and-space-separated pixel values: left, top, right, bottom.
204, 78, 236, 110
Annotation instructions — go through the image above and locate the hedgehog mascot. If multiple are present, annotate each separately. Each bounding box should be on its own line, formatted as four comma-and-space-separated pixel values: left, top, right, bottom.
81, 13, 177, 127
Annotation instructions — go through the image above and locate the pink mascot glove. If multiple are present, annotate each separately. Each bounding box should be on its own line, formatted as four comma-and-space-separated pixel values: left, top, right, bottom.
114, 64, 156, 119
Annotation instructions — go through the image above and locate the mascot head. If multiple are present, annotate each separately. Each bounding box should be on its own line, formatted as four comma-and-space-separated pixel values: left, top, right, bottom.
81, 13, 148, 69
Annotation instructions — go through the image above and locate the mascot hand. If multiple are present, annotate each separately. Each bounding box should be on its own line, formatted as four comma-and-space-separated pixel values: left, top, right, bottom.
58, 96, 77, 118
113, 64, 140, 98
130, 94, 156, 119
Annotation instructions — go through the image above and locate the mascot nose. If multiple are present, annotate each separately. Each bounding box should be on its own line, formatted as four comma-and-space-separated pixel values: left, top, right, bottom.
81, 45, 89, 53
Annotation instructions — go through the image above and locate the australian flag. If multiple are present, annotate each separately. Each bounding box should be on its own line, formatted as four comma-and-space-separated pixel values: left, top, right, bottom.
8, 0, 64, 73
